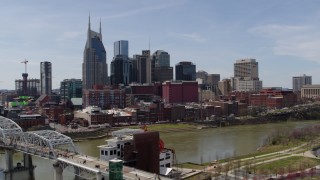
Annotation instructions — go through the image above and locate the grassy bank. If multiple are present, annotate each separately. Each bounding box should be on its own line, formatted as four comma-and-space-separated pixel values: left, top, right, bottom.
250, 156, 320, 174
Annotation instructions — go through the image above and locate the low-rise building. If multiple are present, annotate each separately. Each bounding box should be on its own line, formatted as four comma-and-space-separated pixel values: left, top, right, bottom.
74, 106, 113, 126
13, 114, 45, 130
83, 88, 126, 109
301, 84, 320, 100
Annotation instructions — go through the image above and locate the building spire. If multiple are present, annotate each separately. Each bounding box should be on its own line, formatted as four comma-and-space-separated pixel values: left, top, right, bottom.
88, 12, 91, 30
87, 13, 91, 48
99, 18, 102, 40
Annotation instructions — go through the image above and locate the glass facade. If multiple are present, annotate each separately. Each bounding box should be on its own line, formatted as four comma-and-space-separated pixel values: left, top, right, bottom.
175, 61, 196, 81
114, 40, 129, 57
60, 79, 82, 101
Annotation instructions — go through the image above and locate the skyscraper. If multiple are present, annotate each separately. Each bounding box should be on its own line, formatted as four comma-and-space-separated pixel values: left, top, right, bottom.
114, 40, 129, 57
110, 55, 132, 86
234, 59, 258, 79
292, 74, 312, 92
40, 61, 52, 95
152, 50, 173, 82
82, 16, 108, 90
153, 50, 170, 67
232, 58, 262, 92
175, 61, 196, 81
135, 50, 151, 84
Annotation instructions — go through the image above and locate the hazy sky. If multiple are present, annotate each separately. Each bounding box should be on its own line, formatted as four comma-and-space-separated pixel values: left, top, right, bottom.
1, 0, 320, 90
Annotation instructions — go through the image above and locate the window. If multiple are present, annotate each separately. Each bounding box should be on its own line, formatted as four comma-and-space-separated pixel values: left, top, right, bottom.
166, 163, 170, 167
110, 150, 113, 155
105, 151, 108, 155
117, 151, 120, 156
117, 144, 120, 149
101, 150, 104, 155
114, 150, 116, 154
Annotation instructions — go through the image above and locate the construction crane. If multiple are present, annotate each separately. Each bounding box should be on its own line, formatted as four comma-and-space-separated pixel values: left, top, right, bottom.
21, 59, 28, 73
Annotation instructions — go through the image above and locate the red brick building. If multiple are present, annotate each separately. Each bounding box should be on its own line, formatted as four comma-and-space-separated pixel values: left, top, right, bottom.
163, 104, 185, 122
162, 81, 198, 103
130, 83, 162, 97
249, 89, 297, 109
15, 114, 46, 130
83, 89, 126, 109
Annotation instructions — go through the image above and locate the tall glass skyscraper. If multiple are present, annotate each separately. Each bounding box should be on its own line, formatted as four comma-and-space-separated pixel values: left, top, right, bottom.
114, 40, 129, 57
175, 61, 196, 81
82, 16, 108, 90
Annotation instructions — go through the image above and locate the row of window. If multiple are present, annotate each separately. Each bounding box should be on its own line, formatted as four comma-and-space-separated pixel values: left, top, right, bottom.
101, 149, 117, 156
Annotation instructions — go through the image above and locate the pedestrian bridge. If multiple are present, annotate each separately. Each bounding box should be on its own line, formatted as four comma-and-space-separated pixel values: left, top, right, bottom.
0, 116, 172, 180
0, 116, 77, 159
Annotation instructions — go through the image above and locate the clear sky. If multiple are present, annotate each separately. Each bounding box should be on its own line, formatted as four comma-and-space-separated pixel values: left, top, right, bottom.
1, 0, 320, 90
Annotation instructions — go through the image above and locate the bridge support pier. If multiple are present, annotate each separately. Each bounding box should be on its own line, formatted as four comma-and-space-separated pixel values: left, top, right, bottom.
0, 150, 35, 180
96, 171, 103, 180
74, 168, 80, 180
53, 162, 63, 180
4, 149, 13, 170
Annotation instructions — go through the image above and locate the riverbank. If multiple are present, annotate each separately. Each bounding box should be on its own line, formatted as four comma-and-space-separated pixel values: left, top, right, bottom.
67, 123, 202, 140
48, 103, 320, 141
178, 123, 320, 179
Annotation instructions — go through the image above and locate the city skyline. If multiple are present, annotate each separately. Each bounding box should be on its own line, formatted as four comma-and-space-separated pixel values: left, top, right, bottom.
1, 0, 320, 89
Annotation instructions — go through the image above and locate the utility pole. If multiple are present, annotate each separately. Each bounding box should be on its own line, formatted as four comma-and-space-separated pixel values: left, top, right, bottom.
21, 59, 28, 73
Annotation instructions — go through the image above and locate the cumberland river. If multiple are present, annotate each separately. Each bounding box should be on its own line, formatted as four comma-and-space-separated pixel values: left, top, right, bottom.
1, 120, 320, 179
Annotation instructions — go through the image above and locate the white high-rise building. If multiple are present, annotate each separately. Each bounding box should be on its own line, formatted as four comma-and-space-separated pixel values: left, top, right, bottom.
292, 74, 312, 92
234, 58, 258, 79
232, 58, 262, 92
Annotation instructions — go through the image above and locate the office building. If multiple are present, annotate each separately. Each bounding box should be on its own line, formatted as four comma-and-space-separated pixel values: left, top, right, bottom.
153, 50, 170, 67
234, 59, 258, 79
129, 58, 138, 83
154, 67, 173, 82
152, 50, 173, 82
40, 61, 52, 95
232, 58, 262, 92
162, 81, 198, 103
135, 50, 151, 84
82, 16, 108, 90
114, 40, 129, 57
175, 61, 196, 81
60, 79, 82, 101
110, 55, 132, 86
197, 70, 220, 93
292, 74, 312, 92
218, 79, 232, 96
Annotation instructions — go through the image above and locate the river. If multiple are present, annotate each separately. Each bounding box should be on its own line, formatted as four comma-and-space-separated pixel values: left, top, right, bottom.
1, 120, 319, 179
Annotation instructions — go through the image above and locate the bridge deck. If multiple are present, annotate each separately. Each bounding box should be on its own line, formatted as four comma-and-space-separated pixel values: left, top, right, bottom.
58, 153, 172, 180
